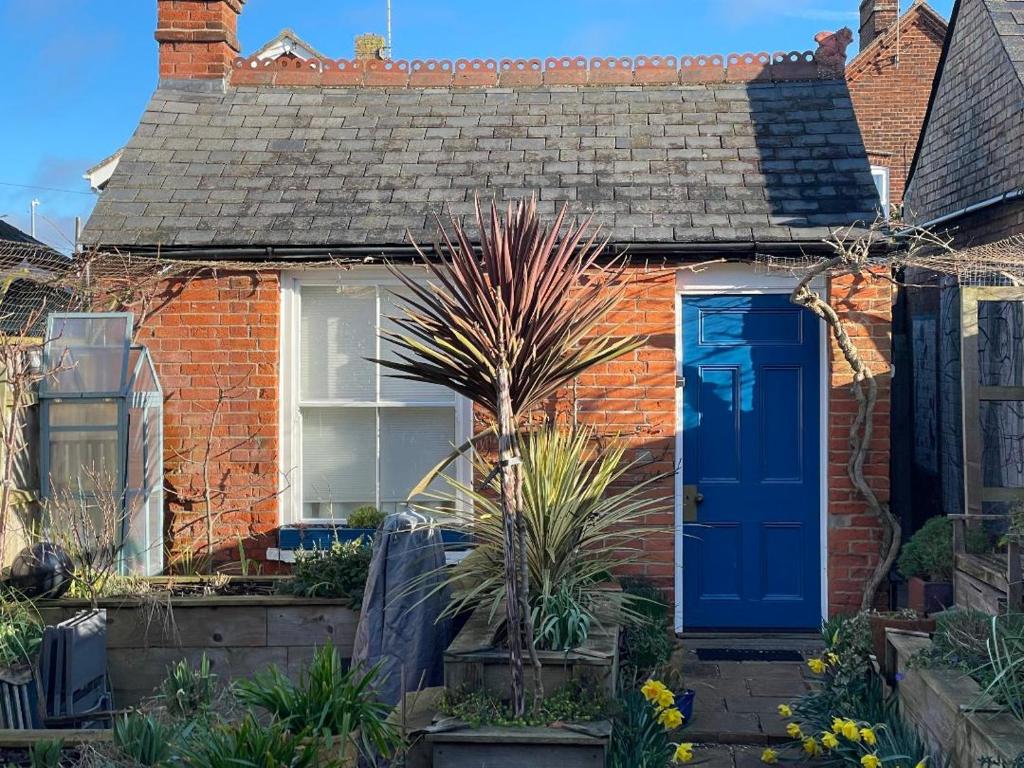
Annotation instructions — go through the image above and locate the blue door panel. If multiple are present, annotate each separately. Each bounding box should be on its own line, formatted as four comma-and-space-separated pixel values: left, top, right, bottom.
682, 294, 821, 630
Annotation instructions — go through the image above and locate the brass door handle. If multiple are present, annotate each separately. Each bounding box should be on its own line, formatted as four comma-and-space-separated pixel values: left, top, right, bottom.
683, 485, 703, 522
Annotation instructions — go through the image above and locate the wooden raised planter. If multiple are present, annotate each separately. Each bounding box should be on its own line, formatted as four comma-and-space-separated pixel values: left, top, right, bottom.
443, 607, 619, 700
38, 586, 359, 707
428, 725, 610, 768
888, 631, 1024, 768
955, 551, 1023, 615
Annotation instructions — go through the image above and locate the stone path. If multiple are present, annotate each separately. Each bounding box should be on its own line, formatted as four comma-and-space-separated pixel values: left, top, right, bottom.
674, 634, 824, 745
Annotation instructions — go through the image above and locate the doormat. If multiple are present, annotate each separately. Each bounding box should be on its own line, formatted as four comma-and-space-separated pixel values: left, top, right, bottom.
695, 648, 804, 662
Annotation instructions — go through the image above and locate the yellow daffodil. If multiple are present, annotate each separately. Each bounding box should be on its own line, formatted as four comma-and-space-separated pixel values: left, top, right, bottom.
777, 704, 793, 717
842, 720, 861, 741
822, 732, 839, 750
827, 651, 840, 665
914, 761, 928, 768
786, 722, 803, 739
807, 658, 827, 674
761, 748, 779, 764
862, 754, 882, 768
860, 727, 877, 746
803, 737, 822, 757
656, 689, 676, 710
642, 679, 668, 703
658, 707, 684, 730
831, 717, 845, 734
673, 743, 695, 764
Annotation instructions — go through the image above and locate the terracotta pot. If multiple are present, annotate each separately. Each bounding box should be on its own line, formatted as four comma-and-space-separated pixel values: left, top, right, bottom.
906, 576, 954, 616
867, 613, 935, 663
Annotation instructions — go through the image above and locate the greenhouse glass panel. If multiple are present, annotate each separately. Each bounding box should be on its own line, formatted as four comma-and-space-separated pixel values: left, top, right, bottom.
40, 313, 164, 576
43, 314, 131, 395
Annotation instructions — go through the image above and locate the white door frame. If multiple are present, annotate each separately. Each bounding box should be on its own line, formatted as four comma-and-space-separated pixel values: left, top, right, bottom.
673, 263, 830, 633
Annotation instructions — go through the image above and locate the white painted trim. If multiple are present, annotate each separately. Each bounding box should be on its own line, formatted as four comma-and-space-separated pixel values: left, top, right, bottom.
674, 262, 829, 633
279, 267, 472, 525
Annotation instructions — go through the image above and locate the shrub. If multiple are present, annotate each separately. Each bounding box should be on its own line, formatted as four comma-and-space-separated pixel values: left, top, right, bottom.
176, 715, 324, 768
233, 641, 403, 761
27, 740, 63, 768
619, 578, 674, 677
982, 613, 1024, 721
531, 581, 592, 652
898, 516, 956, 581
0, 597, 43, 668
439, 682, 608, 728
911, 606, 993, 681
427, 427, 669, 634
113, 713, 176, 766
159, 653, 218, 719
347, 505, 385, 529
279, 536, 372, 608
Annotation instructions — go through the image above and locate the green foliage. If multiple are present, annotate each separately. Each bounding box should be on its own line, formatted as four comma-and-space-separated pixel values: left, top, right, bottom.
347, 505, 385, 530
0, 597, 43, 668
607, 687, 676, 768
898, 516, 958, 581
531, 581, 591, 651
619, 578, 674, 677
159, 653, 218, 719
783, 615, 927, 765
911, 607, 994, 682
113, 713, 176, 766
279, 536, 372, 608
27, 740, 63, 768
175, 715, 324, 768
982, 613, 1024, 721
438, 683, 608, 728
233, 641, 402, 761
426, 427, 669, 631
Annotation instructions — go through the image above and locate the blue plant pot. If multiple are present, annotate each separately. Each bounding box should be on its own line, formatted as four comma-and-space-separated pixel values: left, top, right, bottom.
674, 689, 696, 725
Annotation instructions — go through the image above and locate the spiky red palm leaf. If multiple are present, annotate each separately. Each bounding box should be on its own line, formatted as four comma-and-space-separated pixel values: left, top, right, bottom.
378, 198, 645, 417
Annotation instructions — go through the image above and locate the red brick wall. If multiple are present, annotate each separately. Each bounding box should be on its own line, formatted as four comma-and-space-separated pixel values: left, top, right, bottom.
826, 271, 893, 614
140, 264, 890, 616
138, 271, 279, 567
847, 7, 946, 206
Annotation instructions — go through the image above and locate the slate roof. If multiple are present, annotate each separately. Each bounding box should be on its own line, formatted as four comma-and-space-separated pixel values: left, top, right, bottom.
82, 80, 881, 251
905, 0, 1024, 222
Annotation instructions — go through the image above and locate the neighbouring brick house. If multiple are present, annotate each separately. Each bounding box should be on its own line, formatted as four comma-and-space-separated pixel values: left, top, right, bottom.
847, 0, 947, 213
894, 0, 1024, 539
81, 0, 893, 630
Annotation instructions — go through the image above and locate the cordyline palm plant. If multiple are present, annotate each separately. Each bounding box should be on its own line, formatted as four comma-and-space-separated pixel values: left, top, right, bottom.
431, 426, 669, 634
377, 197, 645, 716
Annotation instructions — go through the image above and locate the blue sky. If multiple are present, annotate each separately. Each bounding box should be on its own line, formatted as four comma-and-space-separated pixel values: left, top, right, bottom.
1, 0, 953, 252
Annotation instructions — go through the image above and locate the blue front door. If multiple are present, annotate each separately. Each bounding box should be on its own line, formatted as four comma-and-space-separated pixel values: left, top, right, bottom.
682, 294, 821, 630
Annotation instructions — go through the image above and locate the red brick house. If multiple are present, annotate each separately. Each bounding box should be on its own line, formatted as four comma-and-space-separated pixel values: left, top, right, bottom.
81, 0, 892, 630
847, 0, 947, 214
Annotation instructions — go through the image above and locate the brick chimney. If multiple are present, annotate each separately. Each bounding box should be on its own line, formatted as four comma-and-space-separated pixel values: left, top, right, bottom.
354, 33, 387, 61
156, 0, 245, 81
858, 0, 900, 51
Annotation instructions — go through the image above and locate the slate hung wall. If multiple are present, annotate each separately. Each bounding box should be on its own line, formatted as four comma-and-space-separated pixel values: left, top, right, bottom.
82, 0, 892, 618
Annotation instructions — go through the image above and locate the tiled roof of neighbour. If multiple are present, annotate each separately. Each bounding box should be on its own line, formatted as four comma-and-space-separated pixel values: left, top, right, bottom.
82, 52, 880, 251
987, 0, 1024, 86
905, 0, 1024, 219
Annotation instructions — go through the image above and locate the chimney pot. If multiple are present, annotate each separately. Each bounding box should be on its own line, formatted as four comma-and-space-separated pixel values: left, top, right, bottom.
156, 0, 246, 81
858, 0, 900, 52
355, 33, 388, 61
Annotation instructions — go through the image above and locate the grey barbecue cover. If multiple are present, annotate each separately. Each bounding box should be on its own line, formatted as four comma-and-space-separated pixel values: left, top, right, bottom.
351, 510, 451, 706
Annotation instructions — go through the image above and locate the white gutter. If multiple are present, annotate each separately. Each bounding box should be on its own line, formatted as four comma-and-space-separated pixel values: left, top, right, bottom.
898, 188, 1024, 236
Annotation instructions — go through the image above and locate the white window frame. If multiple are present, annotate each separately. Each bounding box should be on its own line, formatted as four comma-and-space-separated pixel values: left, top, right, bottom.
871, 165, 891, 220
279, 267, 473, 524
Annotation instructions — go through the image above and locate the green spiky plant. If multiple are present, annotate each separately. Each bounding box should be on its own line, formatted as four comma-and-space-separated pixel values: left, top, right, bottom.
376, 198, 645, 715
419, 427, 667, 637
